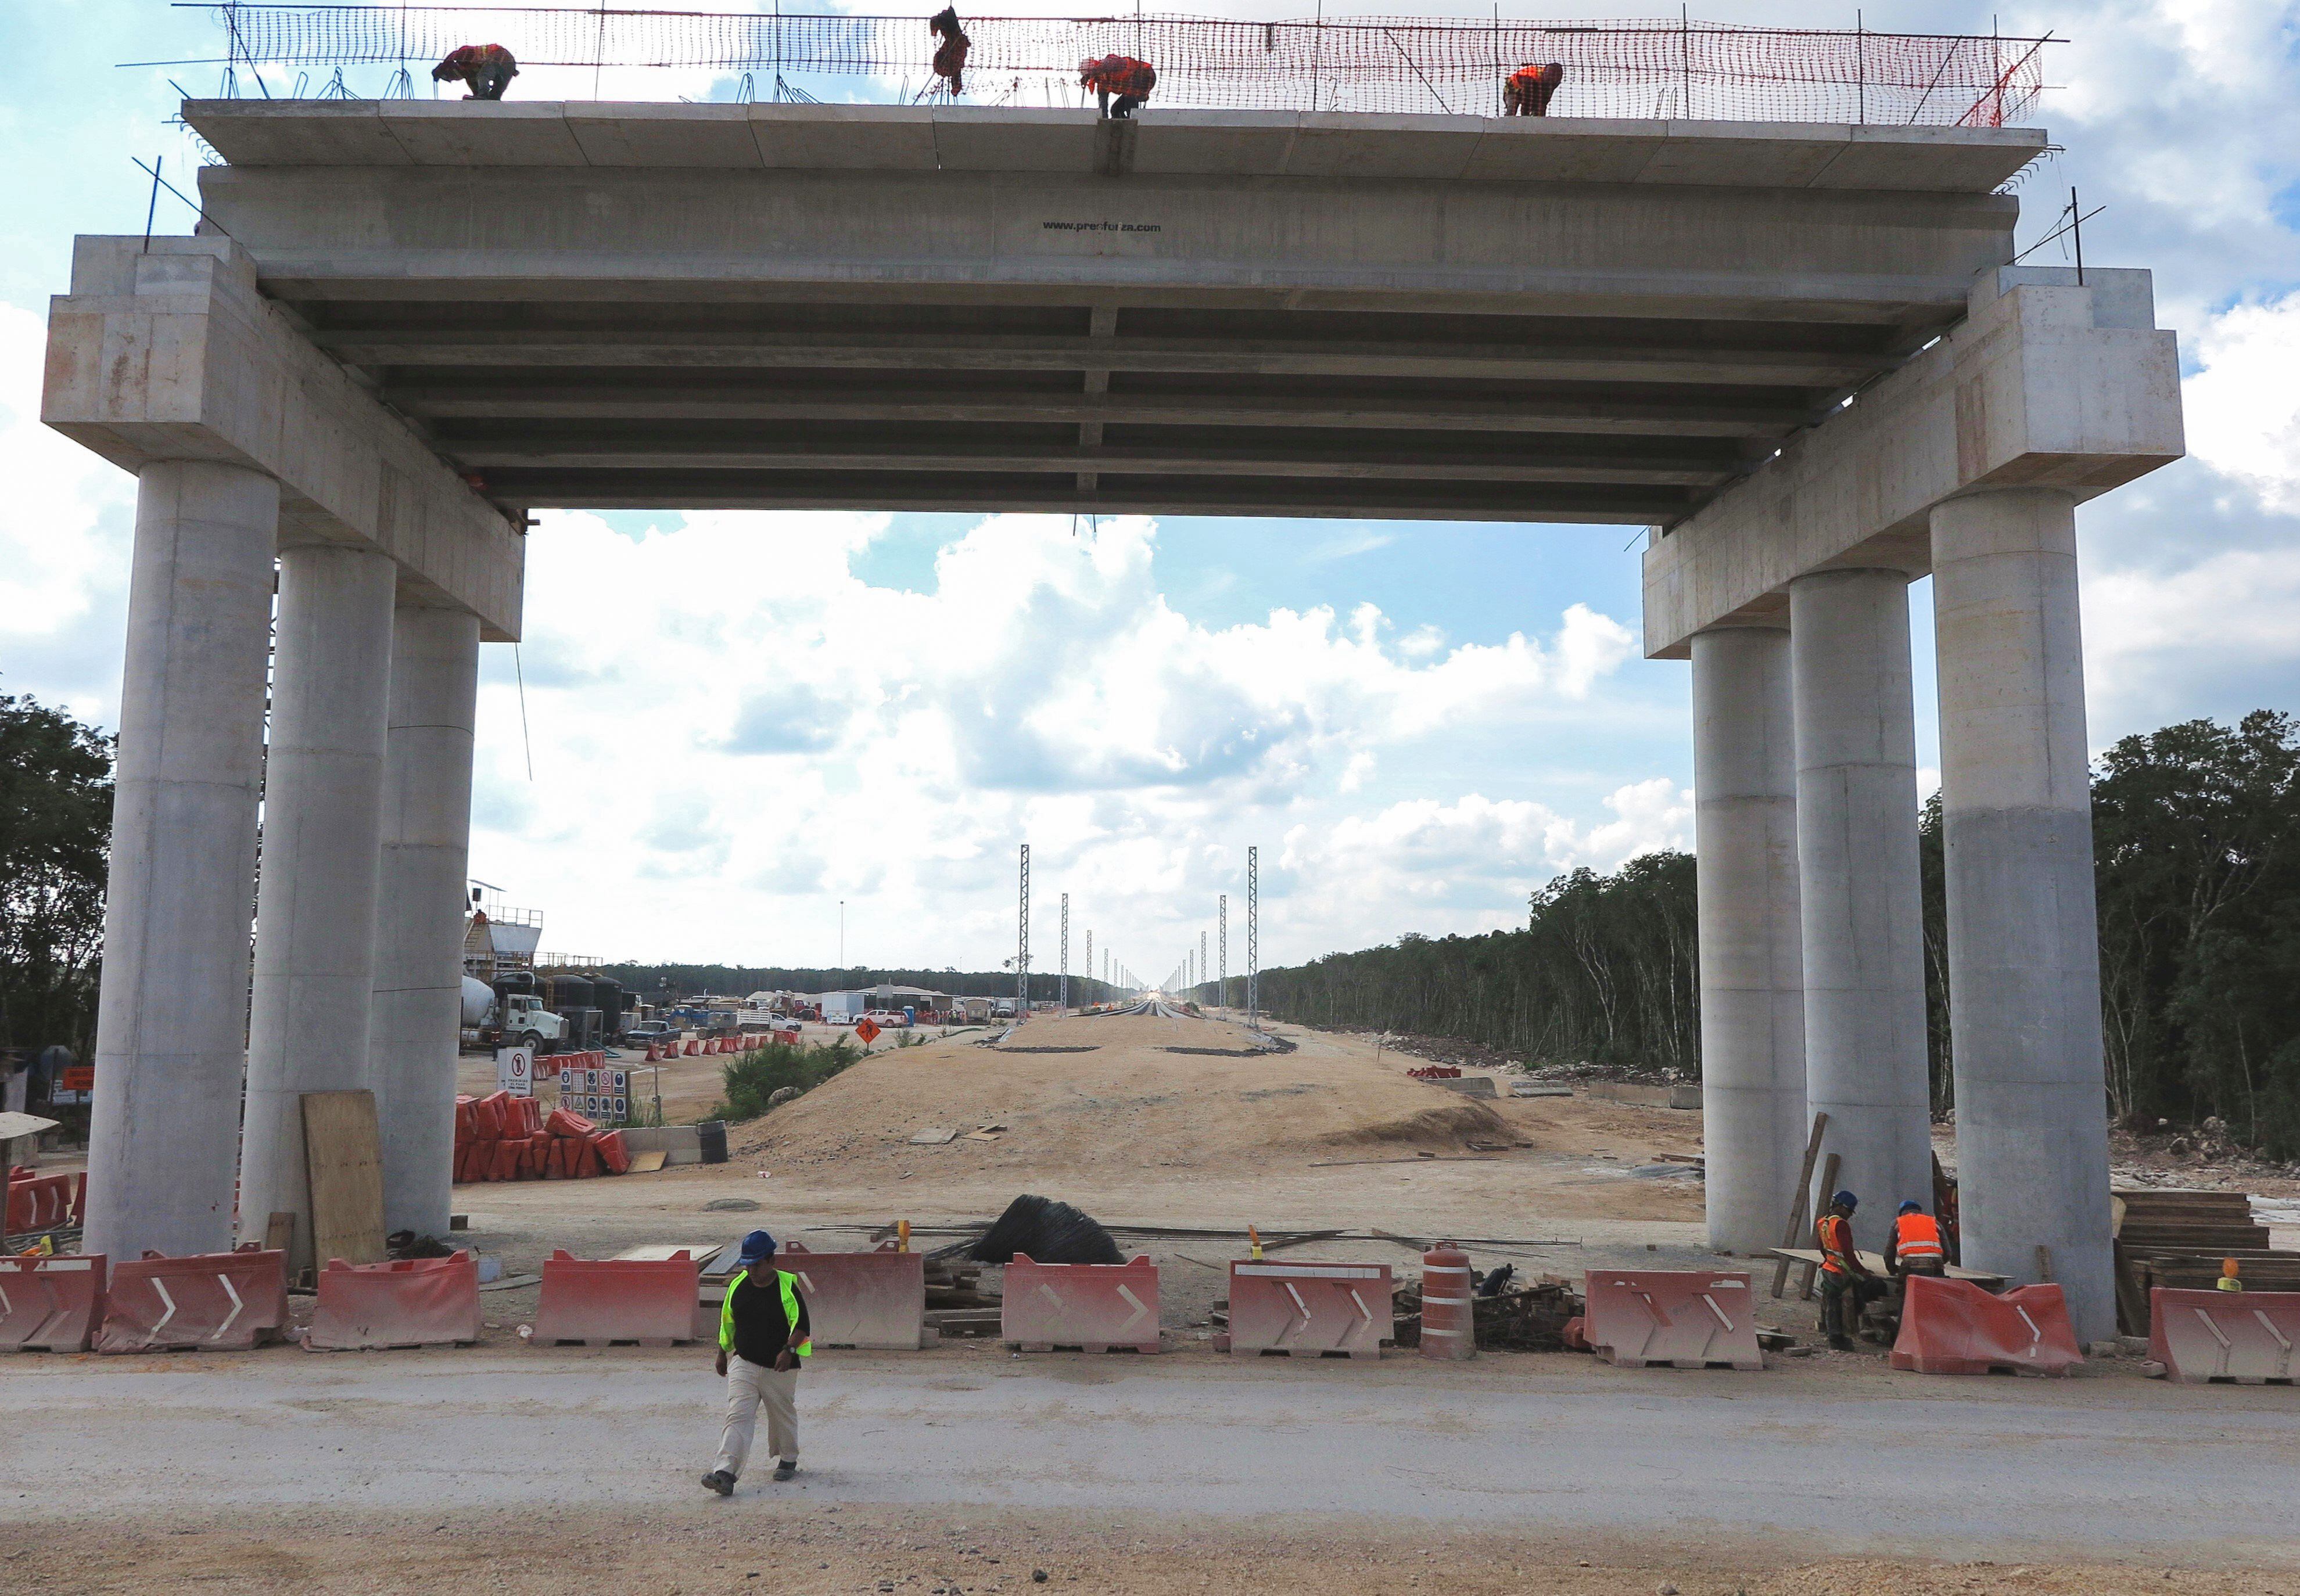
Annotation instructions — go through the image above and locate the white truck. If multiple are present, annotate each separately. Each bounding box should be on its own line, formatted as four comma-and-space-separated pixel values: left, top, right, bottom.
464, 977, 568, 1052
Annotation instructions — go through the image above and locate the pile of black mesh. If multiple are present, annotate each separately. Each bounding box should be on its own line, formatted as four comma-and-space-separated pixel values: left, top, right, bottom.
967, 1194, 1124, 1266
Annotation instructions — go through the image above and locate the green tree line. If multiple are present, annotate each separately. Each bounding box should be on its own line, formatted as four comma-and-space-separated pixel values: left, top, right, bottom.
1, 694, 113, 1061
1251, 710, 2300, 1158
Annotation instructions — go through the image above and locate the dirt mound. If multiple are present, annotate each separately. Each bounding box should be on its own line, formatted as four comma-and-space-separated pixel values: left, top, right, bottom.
1302, 1100, 1512, 1152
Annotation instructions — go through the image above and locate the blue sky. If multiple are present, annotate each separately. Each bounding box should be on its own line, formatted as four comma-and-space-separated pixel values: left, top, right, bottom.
3, 2, 2297, 981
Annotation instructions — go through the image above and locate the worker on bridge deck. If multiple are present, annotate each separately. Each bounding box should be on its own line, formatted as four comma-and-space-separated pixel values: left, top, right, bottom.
1504, 61, 1565, 116
1883, 1199, 1947, 1278
432, 44, 518, 100
930, 8, 972, 98
1816, 1189, 1882, 1351
1081, 53, 1157, 119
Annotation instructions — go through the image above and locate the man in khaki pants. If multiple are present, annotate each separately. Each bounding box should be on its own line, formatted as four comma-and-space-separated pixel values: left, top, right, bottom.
702, 1231, 812, 1494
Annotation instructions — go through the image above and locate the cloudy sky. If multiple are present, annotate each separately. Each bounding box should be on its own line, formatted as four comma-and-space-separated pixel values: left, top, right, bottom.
2, 2, 2295, 983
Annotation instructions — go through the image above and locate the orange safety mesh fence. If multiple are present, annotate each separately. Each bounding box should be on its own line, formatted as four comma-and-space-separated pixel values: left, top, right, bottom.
191, 6, 2051, 125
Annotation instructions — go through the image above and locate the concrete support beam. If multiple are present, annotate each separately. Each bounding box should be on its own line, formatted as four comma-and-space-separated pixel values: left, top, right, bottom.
1645, 271, 2183, 658
1932, 487, 2115, 1340
81, 463, 278, 1264
42, 237, 525, 641
1789, 569, 1933, 1252
370, 605, 482, 1239
239, 545, 398, 1270
1691, 627, 1806, 1254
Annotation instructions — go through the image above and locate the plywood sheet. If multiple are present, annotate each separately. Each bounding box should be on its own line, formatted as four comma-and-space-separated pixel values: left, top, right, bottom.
302, 1091, 386, 1267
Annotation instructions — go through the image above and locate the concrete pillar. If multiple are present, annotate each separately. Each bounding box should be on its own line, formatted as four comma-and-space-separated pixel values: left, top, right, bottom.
369, 605, 482, 1238
81, 463, 279, 1263
238, 544, 399, 1268
1690, 626, 1806, 1254
1932, 488, 2115, 1340
1789, 569, 1934, 1253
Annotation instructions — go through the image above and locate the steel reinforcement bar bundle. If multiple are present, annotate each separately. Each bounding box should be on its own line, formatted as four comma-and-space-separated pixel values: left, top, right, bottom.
182, 5, 2051, 124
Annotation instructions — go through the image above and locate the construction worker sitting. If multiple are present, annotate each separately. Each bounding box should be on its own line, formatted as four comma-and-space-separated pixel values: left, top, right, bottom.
1816, 1189, 1883, 1351
1081, 53, 1156, 120
432, 44, 518, 100
930, 8, 971, 98
1504, 62, 1565, 116
1883, 1199, 1947, 1277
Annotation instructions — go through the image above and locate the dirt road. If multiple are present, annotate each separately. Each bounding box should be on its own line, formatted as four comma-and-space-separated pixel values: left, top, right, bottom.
5, 1349, 2295, 1594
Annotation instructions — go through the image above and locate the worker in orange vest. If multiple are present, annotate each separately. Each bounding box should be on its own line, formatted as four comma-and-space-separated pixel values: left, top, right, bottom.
1504, 62, 1565, 116
1816, 1189, 1881, 1351
1081, 53, 1157, 119
1883, 1199, 1947, 1278
432, 44, 518, 100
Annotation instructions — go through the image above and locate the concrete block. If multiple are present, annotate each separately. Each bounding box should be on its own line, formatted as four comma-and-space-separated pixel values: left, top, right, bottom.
748, 103, 937, 170
1459, 118, 1663, 183
1285, 113, 1480, 179
1812, 124, 2048, 193
932, 106, 1101, 172
1641, 122, 1855, 189
378, 102, 589, 167
567, 103, 762, 168
1130, 110, 1301, 175
182, 99, 413, 166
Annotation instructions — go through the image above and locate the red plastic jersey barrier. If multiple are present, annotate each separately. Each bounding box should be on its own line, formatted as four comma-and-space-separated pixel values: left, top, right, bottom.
98, 1245, 289, 1353
780, 1239, 927, 1350
6, 1173, 77, 1232
2148, 1287, 2299, 1385
0, 1253, 107, 1353
1584, 1270, 1764, 1370
1226, 1260, 1392, 1359
306, 1251, 483, 1351
531, 1249, 701, 1346
1003, 1253, 1160, 1353
1890, 1273, 2082, 1376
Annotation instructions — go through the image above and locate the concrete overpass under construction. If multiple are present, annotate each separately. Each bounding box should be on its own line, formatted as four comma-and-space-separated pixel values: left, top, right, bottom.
45, 100, 2181, 1341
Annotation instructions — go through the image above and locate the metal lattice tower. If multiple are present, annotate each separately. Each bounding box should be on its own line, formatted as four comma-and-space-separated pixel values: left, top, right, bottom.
1247, 846, 1260, 1029
1218, 894, 1227, 1006
1083, 928, 1092, 1000
1017, 843, 1030, 1018
1060, 892, 1070, 1011
1200, 930, 1208, 995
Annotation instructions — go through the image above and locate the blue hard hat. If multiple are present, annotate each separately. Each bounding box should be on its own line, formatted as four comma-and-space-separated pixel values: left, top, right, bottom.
738, 1229, 777, 1263
1899, 1200, 1923, 1214
1832, 1190, 1858, 1210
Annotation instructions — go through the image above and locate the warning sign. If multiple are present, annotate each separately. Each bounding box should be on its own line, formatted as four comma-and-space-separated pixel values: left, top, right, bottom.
496, 1046, 534, 1097
855, 1019, 882, 1044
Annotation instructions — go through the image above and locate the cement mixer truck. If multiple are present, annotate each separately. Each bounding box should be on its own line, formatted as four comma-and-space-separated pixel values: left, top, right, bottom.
462, 976, 568, 1053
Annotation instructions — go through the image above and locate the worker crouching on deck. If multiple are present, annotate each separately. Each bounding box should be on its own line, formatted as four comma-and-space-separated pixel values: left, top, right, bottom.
1081, 53, 1157, 119
1816, 1189, 1883, 1351
432, 44, 518, 100
1504, 62, 1564, 116
1883, 1199, 1947, 1278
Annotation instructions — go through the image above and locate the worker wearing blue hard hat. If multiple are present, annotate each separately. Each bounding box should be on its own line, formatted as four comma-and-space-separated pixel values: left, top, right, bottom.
701, 1230, 812, 1496
1815, 1189, 1883, 1351
1884, 1199, 1948, 1279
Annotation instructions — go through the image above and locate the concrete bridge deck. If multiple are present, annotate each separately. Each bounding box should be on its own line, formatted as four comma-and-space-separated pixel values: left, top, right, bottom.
185, 102, 2044, 524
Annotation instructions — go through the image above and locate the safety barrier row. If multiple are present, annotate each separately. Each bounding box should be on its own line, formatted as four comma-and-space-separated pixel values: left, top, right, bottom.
1890, 1274, 2082, 1376
306, 1252, 483, 1351
2148, 1287, 2298, 1385
1222, 1260, 1391, 1358
1583, 1269, 1765, 1370
780, 1239, 927, 1350
455, 1096, 630, 1183
1003, 1253, 1161, 1353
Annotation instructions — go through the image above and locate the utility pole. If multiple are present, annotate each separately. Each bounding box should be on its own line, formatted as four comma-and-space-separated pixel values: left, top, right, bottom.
1060, 892, 1070, 1011
1200, 929, 1208, 995
838, 898, 845, 968
1016, 844, 1030, 1019
1247, 846, 1260, 1030
1084, 928, 1093, 1000
1219, 894, 1227, 1008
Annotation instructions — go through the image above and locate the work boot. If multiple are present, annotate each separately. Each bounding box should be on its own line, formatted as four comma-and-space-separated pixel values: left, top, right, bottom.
1828, 1335, 1857, 1351
773, 1459, 799, 1482
701, 1470, 734, 1496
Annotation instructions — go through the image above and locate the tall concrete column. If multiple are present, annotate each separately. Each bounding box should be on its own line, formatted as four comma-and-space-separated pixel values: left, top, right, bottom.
1690, 626, 1806, 1254
1789, 569, 1934, 1253
1932, 488, 2115, 1340
82, 463, 279, 1263
369, 605, 482, 1238
238, 544, 399, 1267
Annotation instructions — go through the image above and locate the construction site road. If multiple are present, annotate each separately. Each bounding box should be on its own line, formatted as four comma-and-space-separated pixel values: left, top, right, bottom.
8, 1351, 2296, 1577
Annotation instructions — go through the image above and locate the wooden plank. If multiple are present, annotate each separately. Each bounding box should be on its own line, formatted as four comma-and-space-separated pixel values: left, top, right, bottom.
1771, 1112, 1829, 1299
300, 1090, 386, 1267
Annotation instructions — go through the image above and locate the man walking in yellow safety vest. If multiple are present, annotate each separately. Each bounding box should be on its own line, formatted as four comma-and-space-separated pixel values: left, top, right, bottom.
702, 1230, 812, 1495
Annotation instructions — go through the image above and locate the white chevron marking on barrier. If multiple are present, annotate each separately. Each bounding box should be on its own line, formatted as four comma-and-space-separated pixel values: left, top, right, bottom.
1115, 1284, 1148, 1335
213, 1274, 246, 1342
1350, 1288, 1374, 1325
2014, 1303, 2041, 1356
150, 1279, 179, 1336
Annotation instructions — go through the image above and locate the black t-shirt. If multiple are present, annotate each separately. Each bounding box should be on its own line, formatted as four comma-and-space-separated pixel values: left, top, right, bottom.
728, 1268, 810, 1366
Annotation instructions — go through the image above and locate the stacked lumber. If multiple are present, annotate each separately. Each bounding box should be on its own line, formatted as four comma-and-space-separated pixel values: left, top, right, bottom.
453, 1092, 631, 1183
2112, 1188, 2277, 1333
924, 1255, 1003, 1337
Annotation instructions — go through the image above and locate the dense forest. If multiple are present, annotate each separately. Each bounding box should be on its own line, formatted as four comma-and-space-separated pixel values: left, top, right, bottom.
598, 962, 1116, 1008
1246, 710, 2300, 1159
0, 694, 113, 1062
